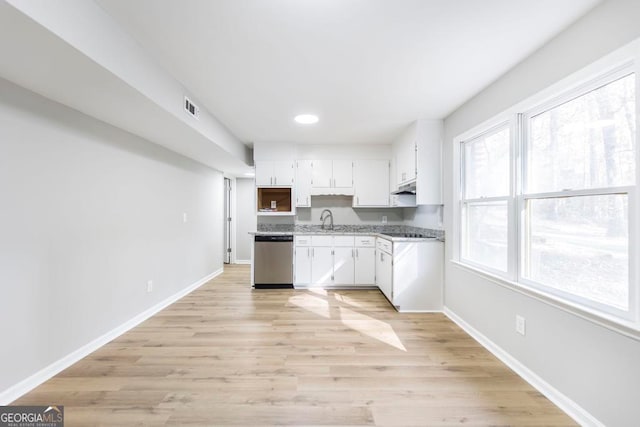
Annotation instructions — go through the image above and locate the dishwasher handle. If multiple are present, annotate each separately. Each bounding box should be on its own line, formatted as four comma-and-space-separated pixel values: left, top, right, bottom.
255, 235, 293, 242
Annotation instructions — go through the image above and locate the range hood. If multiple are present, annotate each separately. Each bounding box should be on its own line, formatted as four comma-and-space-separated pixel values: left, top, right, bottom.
391, 181, 416, 195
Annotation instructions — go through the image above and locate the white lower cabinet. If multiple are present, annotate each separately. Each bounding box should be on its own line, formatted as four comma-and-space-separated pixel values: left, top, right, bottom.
294, 235, 376, 287
311, 246, 333, 285
294, 246, 312, 284
294, 234, 443, 311
333, 247, 355, 285
294, 236, 312, 284
354, 247, 375, 285
375, 237, 443, 312
393, 241, 443, 311
354, 236, 376, 286
375, 240, 393, 301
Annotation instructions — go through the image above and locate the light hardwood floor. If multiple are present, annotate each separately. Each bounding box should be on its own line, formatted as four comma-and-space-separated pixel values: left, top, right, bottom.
14, 265, 575, 426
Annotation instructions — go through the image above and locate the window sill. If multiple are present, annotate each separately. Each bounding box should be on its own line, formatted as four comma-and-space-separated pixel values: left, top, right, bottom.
450, 260, 640, 341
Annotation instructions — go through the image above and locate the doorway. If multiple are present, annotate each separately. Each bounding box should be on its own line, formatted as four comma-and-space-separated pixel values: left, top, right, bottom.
224, 177, 232, 264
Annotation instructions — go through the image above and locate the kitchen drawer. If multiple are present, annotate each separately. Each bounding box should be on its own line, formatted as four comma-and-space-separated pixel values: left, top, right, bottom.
355, 236, 375, 247
311, 235, 333, 247
295, 235, 311, 246
333, 236, 355, 247
376, 237, 392, 254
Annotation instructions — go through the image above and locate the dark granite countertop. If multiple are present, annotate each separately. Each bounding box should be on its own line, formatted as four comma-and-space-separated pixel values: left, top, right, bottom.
250, 224, 445, 242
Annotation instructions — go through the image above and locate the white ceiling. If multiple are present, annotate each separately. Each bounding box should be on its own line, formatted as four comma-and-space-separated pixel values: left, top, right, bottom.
96, 0, 600, 146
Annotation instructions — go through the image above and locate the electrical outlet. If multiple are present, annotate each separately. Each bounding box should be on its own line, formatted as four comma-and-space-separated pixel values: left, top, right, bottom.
183, 212, 188, 223
516, 315, 526, 335
147, 280, 153, 293
381, 215, 388, 224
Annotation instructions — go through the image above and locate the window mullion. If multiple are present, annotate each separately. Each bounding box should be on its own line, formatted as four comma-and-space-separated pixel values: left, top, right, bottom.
513, 113, 524, 283
524, 186, 634, 199
462, 196, 510, 204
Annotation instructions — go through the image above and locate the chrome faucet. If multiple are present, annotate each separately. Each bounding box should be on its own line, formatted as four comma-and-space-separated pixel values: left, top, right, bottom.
320, 209, 334, 230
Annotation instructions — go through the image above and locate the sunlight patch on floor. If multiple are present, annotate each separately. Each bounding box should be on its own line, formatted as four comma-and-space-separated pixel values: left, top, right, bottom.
333, 292, 366, 309
288, 293, 330, 318
339, 306, 407, 351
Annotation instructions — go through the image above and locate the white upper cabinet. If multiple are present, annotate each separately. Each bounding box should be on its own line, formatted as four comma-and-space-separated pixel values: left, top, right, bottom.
332, 160, 353, 189
255, 161, 272, 186
310, 160, 354, 195
392, 119, 443, 205
353, 160, 390, 207
393, 127, 417, 186
311, 160, 333, 188
416, 119, 443, 205
295, 160, 312, 207
255, 160, 294, 186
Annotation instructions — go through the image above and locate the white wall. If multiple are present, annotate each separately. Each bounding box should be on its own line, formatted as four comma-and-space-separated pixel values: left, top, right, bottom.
442, 1, 640, 425
235, 178, 256, 262
0, 78, 224, 398
0, 1, 252, 174
403, 205, 442, 230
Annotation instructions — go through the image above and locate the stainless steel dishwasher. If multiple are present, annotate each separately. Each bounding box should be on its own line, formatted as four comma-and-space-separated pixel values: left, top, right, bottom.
253, 235, 294, 289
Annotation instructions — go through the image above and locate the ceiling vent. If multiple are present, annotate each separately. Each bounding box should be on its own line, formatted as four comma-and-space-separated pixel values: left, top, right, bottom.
184, 96, 200, 119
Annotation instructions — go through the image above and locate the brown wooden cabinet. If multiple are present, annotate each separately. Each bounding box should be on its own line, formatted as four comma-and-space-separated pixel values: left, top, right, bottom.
256, 187, 293, 214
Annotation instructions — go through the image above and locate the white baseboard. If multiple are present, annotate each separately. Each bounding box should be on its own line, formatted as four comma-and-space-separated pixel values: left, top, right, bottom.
443, 307, 603, 427
0, 268, 223, 405
233, 260, 251, 265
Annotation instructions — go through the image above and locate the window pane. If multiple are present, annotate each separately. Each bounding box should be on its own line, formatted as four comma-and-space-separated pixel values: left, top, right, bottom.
464, 127, 510, 199
464, 201, 508, 272
528, 74, 636, 193
525, 194, 629, 310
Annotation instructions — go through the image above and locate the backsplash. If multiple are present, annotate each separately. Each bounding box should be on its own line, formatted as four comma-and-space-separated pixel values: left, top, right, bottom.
258, 195, 404, 226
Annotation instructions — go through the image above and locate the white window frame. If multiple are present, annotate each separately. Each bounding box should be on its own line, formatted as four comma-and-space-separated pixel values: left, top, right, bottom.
459, 122, 514, 279
453, 49, 640, 333
518, 65, 637, 321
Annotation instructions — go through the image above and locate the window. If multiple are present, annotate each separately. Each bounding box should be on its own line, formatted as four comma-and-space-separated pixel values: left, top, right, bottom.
458, 66, 637, 322
522, 72, 635, 315
461, 125, 511, 273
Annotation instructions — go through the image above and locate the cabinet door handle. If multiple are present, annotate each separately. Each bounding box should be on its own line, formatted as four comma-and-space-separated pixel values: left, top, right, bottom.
357, 196, 359, 205
274, 177, 277, 185
312, 248, 315, 257
307, 248, 309, 257
356, 248, 359, 258
351, 248, 354, 258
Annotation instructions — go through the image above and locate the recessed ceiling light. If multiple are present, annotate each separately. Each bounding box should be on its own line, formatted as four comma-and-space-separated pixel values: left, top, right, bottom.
294, 114, 319, 124
243, 171, 255, 177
